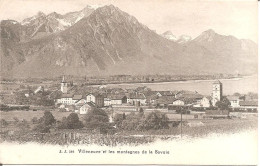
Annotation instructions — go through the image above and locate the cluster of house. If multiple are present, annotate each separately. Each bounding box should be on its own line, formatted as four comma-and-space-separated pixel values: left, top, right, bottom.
226, 95, 258, 110
55, 77, 258, 114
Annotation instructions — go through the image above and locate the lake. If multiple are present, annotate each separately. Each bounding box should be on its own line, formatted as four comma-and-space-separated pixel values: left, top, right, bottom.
104, 75, 258, 95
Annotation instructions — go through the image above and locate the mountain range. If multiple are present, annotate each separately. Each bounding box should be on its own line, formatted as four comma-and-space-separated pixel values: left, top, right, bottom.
0, 5, 257, 78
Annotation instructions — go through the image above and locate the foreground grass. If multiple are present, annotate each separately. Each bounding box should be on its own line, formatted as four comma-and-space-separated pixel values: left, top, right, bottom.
0, 110, 86, 121
117, 118, 258, 138
0, 115, 257, 146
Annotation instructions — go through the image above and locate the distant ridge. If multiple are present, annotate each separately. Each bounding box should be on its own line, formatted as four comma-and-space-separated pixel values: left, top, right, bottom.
0, 5, 257, 78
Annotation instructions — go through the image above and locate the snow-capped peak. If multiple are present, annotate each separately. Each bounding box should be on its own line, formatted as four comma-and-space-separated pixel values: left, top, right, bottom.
177, 35, 192, 43
10, 20, 18, 24
85, 4, 104, 10
161, 31, 177, 41
21, 11, 46, 25
161, 31, 192, 43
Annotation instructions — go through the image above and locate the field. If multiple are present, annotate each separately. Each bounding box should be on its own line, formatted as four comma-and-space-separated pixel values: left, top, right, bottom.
0, 110, 86, 122
0, 110, 199, 123
0, 110, 257, 147
117, 118, 258, 138
0, 110, 258, 123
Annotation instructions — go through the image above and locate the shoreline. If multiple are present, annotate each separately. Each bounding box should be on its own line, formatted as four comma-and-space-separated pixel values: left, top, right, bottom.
89, 76, 247, 87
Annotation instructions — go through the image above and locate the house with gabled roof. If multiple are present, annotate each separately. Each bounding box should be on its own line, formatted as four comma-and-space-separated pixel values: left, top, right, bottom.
72, 94, 83, 103
75, 98, 87, 105
109, 94, 127, 105
86, 93, 104, 108
226, 95, 245, 108
126, 92, 146, 106
155, 96, 176, 107
56, 93, 84, 105
193, 96, 212, 108
56, 93, 74, 105
156, 91, 174, 97
239, 101, 258, 111
75, 102, 95, 114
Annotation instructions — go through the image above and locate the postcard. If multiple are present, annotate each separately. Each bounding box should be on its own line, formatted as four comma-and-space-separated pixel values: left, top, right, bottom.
0, 0, 258, 164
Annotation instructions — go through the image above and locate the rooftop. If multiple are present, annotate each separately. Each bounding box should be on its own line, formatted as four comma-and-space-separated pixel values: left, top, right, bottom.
72, 94, 83, 100
108, 94, 126, 100
239, 101, 258, 106
226, 95, 240, 101
127, 93, 146, 99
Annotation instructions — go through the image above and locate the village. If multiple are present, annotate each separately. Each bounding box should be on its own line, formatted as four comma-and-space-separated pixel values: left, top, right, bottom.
0, 75, 258, 118
55, 76, 257, 117
0, 76, 258, 146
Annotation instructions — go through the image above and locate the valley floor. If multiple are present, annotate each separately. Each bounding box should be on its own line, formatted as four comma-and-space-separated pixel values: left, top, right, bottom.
0, 114, 257, 146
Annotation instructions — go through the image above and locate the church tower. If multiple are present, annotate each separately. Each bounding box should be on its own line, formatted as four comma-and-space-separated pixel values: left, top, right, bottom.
61, 76, 68, 94
212, 80, 223, 106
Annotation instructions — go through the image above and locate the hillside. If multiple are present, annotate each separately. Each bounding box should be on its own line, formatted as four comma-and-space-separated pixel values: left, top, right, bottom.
0, 5, 257, 78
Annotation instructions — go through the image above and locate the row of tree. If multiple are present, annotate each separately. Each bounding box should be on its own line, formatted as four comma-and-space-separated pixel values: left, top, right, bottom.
114, 111, 169, 131
15, 90, 55, 106
33, 108, 170, 133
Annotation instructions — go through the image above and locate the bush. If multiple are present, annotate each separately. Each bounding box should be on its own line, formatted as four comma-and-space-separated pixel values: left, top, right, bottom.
31, 117, 39, 124
172, 121, 181, 127
84, 108, 109, 129
34, 124, 51, 133
140, 111, 169, 130
34, 111, 56, 133
121, 112, 144, 131
120, 111, 169, 131
113, 113, 126, 128
0, 119, 8, 127
58, 113, 83, 129
13, 117, 19, 124
39, 111, 56, 126
216, 97, 231, 110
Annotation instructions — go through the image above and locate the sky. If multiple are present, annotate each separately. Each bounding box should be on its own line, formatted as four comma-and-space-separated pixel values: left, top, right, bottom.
0, 0, 257, 42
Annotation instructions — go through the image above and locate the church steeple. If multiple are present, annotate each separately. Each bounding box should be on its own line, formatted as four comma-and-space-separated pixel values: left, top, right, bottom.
62, 75, 66, 83
61, 75, 68, 94
212, 80, 223, 106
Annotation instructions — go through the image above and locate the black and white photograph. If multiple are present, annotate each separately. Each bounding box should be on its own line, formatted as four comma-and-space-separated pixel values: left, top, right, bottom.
0, 0, 258, 164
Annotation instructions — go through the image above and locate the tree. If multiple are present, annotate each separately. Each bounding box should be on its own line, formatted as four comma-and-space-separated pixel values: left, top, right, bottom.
0, 119, 8, 127
246, 92, 258, 100
13, 117, 19, 124
15, 92, 29, 105
58, 113, 83, 129
139, 107, 144, 113
84, 108, 109, 129
39, 111, 56, 126
31, 117, 39, 124
120, 112, 143, 130
16, 119, 30, 131
233, 92, 241, 96
66, 113, 83, 129
34, 111, 56, 133
57, 117, 68, 129
216, 97, 231, 110
120, 111, 169, 131
113, 113, 126, 128
139, 111, 169, 130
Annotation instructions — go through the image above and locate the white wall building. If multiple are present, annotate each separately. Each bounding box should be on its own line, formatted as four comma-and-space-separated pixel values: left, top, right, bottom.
193, 97, 211, 108
227, 95, 244, 108
211, 80, 223, 106
172, 99, 185, 106
77, 103, 94, 114
61, 76, 68, 94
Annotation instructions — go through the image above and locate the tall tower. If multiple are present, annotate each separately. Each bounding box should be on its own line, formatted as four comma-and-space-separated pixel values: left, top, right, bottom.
212, 80, 223, 106
61, 76, 68, 94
